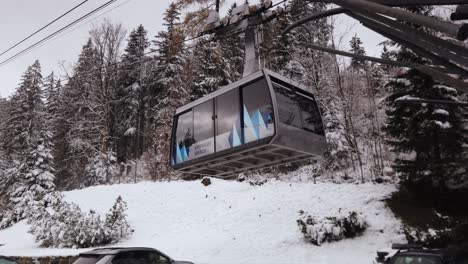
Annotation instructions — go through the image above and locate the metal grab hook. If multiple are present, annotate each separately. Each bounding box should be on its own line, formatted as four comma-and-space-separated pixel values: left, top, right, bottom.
199, 0, 279, 77
243, 25, 261, 77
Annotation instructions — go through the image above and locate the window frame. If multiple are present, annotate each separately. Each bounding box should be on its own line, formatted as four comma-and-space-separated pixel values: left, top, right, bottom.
240, 78, 276, 144
214, 87, 241, 153
172, 108, 194, 165
192, 98, 215, 158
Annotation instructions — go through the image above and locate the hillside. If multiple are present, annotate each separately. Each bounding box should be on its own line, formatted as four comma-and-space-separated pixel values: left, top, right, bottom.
0, 179, 405, 264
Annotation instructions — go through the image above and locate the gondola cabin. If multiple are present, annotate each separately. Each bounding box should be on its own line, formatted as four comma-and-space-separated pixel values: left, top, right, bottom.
170, 69, 327, 178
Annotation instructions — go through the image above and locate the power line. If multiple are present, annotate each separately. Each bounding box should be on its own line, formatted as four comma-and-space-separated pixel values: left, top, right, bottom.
0, 0, 118, 68
0, 0, 90, 57
15, 0, 132, 63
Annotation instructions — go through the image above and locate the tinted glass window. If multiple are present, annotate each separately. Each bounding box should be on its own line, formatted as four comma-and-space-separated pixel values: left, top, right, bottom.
147, 252, 171, 264
173, 110, 194, 165
296, 92, 325, 136
112, 251, 157, 264
273, 83, 302, 128
273, 82, 325, 136
242, 79, 275, 143
192, 100, 215, 159
216, 88, 241, 151
391, 255, 442, 264
72, 255, 102, 264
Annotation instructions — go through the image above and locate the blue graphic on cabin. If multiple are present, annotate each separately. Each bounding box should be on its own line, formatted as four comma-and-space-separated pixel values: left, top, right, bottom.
243, 105, 258, 140
266, 113, 273, 128
243, 104, 271, 140
174, 142, 192, 164
231, 124, 241, 147
251, 109, 267, 138
176, 143, 183, 163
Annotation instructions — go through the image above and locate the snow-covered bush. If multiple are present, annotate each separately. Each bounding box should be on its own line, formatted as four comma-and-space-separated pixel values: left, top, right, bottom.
30, 194, 132, 248
104, 195, 132, 243
297, 210, 368, 245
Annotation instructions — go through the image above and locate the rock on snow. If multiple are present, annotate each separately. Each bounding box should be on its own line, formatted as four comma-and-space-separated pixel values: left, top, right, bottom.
0, 180, 405, 264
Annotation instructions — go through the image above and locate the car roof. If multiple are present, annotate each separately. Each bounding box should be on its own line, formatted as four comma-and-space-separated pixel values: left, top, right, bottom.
80, 247, 165, 256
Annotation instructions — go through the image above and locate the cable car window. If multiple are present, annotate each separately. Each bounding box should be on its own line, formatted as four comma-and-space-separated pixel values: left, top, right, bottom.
173, 110, 194, 165
296, 92, 325, 136
273, 83, 302, 128
216, 88, 241, 152
193, 99, 215, 159
242, 79, 275, 143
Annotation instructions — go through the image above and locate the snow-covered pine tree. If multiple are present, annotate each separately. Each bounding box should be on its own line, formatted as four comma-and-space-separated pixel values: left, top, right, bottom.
191, 37, 229, 100
282, 0, 331, 90
1, 60, 44, 159
349, 35, 367, 71
84, 150, 119, 186
58, 39, 101, 189
116, 25, 150, 162
321, 99, 353, 176
385, 72, 467, 193
0, 60, 57, 227
151, 3, 190, 180
384, 6, 467, 195
104, 195, 131, 243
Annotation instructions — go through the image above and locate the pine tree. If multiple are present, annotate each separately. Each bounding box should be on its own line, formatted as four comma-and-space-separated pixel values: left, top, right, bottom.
104, 195, 131, 242
57, 39, 100, 189
116, 25, 150, 162
385, 71, 467, 193
384, 7, 467, 195
0, 60, 57, 227
84, 150, 118, 186
150, 3, 190, 180
349, 36, 367, 71
2, 60, 44, 159
280, 0, 332, 89
191, 37, 228, 100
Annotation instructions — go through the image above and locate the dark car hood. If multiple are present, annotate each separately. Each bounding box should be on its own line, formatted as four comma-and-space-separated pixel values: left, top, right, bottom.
173, 261, 194, 264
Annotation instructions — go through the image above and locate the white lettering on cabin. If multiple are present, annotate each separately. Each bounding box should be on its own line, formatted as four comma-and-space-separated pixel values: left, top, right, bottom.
194, 140, 213, 156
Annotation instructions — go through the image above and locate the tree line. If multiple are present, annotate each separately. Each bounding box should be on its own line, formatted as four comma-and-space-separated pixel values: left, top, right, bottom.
0, 0, 466, 219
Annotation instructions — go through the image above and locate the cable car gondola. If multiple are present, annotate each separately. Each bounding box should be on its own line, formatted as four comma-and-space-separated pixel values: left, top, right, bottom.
170, 69, 327, 178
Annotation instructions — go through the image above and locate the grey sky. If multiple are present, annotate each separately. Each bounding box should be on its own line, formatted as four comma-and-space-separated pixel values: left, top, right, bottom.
0, 0, 384, 97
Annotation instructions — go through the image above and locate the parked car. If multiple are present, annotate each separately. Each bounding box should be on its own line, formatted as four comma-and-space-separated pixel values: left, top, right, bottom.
375, 244, 446, 264
0, 256, 16, 264
72, 247, 193, 264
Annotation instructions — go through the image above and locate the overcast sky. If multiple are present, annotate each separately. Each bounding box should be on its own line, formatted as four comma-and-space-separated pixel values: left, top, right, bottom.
0, 0, 384, 97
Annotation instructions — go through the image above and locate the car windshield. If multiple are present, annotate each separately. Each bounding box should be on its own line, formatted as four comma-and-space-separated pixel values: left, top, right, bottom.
72, 256, 103, 264
391, 255, 443, 264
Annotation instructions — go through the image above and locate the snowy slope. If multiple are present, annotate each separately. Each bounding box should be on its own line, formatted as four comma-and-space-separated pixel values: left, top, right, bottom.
0, 180, 405, 264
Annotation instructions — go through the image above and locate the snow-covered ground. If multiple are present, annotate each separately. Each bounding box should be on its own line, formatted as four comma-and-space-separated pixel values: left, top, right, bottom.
0, 179, 405, 264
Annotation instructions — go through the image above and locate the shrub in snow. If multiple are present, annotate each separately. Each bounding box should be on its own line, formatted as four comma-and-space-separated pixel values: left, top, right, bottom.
297, 210, 367, 246
104, 195, 132, 243
30, 194, 132, 248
